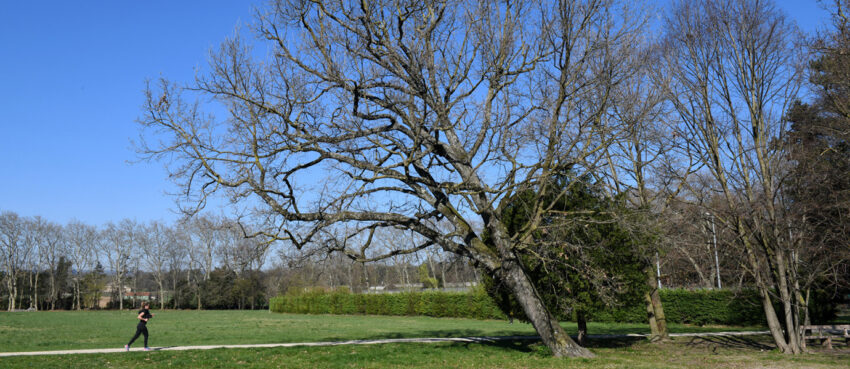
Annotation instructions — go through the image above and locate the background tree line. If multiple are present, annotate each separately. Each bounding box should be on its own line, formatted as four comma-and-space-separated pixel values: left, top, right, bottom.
0, 211, 481, 311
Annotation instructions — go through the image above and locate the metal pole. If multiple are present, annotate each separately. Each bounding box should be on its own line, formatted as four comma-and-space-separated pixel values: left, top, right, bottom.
655, 251, 662, 289
709, 213, 721, 289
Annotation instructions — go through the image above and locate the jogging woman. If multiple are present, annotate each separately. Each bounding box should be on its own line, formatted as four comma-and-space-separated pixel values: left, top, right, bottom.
124, 302, 153, 351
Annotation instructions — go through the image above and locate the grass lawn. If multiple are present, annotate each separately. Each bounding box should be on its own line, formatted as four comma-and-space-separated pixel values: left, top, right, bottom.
0, 310, 847, 368
0, 309, 761, 352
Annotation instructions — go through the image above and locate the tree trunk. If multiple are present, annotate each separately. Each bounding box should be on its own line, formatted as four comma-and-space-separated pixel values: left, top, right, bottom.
76, 281, 82, 310
645, 268, 669, 342
5, 275, 16, 311
32, 272, 39, 310
7, 278, 16, 311
576, 310, 588, 346
49, 273, 56, 310
744, 242, 793, 353
197, 275, 203, 310
158, 281, 165, 310
759, 284, 792, 352
118, 278, 124, 310
500, 259, 594, 358
775, 250, 801, 353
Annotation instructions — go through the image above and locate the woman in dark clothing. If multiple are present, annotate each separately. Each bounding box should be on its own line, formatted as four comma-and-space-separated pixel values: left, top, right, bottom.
124, 302, 153, 351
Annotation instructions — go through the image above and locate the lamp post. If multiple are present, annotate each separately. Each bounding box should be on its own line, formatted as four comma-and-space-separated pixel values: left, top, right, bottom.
706, 212, 721, 289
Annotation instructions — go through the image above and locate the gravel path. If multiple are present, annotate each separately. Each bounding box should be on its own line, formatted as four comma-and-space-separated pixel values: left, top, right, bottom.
0, 331, 771, 357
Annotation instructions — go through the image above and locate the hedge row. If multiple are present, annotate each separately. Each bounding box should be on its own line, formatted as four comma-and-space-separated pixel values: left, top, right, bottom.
591, 289, 765, 325
269, 288, 507, 320
269, 288, 798, 326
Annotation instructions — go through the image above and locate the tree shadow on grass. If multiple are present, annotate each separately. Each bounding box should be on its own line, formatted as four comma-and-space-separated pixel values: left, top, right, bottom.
582, 336, 645, 349
447, 335, 646, 356
359, 330, 646, 354
359, 329, 531, 340
683, 335, 774, 351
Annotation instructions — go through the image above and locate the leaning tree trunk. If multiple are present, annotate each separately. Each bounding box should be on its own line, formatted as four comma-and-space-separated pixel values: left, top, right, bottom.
775, 250, 802, 353
745, 244, 792, 353
758, 284, 793, 353
645, 268, 669, 342
500, 258, 594, 358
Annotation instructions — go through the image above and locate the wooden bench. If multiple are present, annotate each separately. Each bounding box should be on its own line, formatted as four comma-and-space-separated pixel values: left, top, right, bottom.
800, 325, 850, 349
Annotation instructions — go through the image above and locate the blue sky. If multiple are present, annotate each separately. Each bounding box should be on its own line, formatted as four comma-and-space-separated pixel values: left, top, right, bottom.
0, 0, 831, 226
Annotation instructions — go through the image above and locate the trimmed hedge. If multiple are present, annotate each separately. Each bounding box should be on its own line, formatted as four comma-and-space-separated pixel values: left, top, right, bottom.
270, 288, 507, 320
270, 287, 828, 326
591, 289, 765, 325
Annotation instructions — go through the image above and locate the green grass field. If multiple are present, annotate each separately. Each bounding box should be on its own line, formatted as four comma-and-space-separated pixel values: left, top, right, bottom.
0, 310, 847, 368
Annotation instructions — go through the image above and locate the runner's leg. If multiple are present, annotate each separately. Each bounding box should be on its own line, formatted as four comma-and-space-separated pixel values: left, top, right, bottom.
128, 326, 143, 346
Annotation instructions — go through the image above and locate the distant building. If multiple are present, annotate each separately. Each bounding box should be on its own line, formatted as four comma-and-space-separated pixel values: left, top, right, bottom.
97, 283, 156, 308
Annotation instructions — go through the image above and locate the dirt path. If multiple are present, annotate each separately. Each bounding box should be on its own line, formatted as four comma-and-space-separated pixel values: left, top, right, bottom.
0, 331, 770, 357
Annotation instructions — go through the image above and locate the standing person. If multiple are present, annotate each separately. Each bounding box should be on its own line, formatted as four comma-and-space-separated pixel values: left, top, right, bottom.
124, 302, 153, 351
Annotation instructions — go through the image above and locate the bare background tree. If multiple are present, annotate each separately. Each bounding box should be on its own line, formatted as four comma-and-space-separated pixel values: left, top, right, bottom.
141, 221, 172, 309
0, 211, 25, 311
65, 220, 99, 310
659, 0, 808, 353
100, 220, 138, 310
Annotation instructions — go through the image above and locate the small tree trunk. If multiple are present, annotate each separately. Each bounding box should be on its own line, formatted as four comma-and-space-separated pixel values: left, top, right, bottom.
576, 310, 588, 346
49, 273, 56, 310
8, 279, 17, 311
159, 281, 165, 310
645, 268, 668, 342
500, 259, 594, 358
77, 281, 83, 310
118, 278, 124, 310
32, 272, 39, 310
7, 276, 17, 311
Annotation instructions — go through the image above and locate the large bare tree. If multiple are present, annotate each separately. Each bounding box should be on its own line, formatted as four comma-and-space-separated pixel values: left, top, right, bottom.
139, 0, 648, 357
660, 0, 807, 353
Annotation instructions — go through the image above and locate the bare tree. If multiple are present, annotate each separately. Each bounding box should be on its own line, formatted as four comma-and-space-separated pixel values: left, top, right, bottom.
185, 215, 220, 309
597, 38, 684, 341
660, 0, 807, 353
65, 220, 99, 310
166, 225, 189, 309
0, 211, 25, 311
100, 219, 139, 310
31, 217, 65, 310
138, 0, 650, 357
141, 221, 172, 309
18, 217, 40, 310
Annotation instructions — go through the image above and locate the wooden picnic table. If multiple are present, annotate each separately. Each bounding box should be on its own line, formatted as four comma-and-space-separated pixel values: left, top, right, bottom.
800, 324, 850, 350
